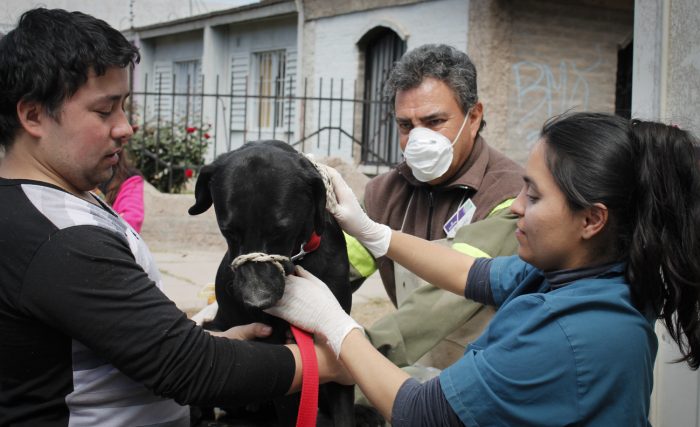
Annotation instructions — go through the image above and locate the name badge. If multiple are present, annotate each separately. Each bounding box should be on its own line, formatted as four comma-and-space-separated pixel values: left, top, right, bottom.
443, 199, 476, 239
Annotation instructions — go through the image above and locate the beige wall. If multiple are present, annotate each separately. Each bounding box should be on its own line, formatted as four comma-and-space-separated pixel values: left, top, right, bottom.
470, 0, 633, 163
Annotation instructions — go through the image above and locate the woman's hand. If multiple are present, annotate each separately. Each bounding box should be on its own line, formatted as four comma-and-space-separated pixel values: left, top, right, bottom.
209, 322, 273, 340
324, 166, 392, 258
265, 266, 363, 357
316, 342, 354, 386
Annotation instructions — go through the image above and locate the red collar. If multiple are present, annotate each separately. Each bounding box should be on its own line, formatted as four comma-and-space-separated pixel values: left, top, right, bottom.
291, 232, 321, 263
303, 232, 321, 253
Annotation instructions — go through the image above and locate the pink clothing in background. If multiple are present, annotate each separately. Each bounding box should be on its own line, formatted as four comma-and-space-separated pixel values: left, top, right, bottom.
113, 175, 145, 232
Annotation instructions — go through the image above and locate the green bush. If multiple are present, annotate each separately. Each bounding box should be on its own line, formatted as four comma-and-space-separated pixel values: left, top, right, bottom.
129, 122, 212, 193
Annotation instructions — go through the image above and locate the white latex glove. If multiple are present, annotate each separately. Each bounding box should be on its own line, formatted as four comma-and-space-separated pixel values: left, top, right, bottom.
265, 266, 363, 357
325, 166, 392, 258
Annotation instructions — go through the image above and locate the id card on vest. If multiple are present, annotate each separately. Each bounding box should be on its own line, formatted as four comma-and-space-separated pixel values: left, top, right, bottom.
443, 198, 476, 239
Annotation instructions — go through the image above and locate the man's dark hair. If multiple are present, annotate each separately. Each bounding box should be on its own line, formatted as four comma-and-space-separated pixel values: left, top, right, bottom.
0, 8, 140, 148
384, 44, 484, 132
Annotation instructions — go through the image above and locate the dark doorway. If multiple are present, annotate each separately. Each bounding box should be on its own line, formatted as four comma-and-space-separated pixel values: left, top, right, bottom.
359, 27, 406, 165
615, 40, 633, 119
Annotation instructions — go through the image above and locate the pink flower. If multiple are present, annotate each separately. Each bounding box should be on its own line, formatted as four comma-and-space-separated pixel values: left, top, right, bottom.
186, 127, 197, 134
184, 168, 194, 178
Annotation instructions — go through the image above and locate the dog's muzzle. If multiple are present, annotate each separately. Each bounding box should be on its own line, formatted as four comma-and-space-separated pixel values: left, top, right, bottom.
230, 233, 321, 275
230, 253, 292, 276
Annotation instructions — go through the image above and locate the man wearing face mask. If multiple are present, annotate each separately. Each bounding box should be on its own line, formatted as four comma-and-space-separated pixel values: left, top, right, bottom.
348, 44, 523, 371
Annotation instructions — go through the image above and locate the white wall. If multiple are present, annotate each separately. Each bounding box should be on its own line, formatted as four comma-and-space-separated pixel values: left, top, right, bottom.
307, 0, 469, 161
152, 31, 204, 64
130, 14, 297, 163
0, 0, 258, 32
221, 19, 298, 155
312, 0, 468, 83
228, 20, 297, 53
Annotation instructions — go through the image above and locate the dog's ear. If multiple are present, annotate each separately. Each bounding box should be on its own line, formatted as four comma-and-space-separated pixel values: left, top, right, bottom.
188, 163, 215, 215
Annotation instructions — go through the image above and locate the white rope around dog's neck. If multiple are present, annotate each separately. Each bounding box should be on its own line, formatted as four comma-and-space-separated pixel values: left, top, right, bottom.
230, 252, 288, 275
306, 157, 338, 212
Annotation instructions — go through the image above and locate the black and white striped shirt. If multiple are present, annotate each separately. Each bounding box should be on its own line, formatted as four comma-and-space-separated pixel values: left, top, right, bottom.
0, 179, 294, 426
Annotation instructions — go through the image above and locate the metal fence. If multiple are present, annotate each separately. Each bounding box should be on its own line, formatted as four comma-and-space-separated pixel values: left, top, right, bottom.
127, 73, 400, 192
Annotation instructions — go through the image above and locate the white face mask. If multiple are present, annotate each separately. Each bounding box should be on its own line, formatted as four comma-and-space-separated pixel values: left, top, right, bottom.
403, 113, 470, 182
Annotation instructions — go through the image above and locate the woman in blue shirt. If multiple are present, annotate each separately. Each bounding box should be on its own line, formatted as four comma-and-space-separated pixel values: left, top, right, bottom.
268, 112, 700, 426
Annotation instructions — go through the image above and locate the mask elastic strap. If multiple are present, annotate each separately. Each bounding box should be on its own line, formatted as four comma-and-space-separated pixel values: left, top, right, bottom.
451, 111, 471, 146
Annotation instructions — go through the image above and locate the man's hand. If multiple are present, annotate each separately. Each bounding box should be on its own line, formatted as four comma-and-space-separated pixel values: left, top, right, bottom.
324, 166, 392, 258
209, 323, 273, 340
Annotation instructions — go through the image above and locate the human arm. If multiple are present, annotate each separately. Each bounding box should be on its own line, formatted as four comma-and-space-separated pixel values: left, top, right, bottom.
208, 323, 350, 394
203, 323, 350, 394
112, 175, 144, 232
21, 226, 341, 406
339, 329, 410, 419
385, 230, 474, 296
265, 267, 410, 420
327, 166, 475, 296
366, 209, 520, 365
285, 341, 353, 394
270, 260, 585, 426
208, 322, 272, 340
268, 268, 462, 423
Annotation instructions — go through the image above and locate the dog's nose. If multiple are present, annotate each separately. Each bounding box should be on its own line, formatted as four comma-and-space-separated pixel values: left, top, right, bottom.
233, 266, 285, 310
243, 287, 280, 310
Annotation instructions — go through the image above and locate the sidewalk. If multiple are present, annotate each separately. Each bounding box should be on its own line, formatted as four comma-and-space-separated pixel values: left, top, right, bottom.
153, 250, 393, 325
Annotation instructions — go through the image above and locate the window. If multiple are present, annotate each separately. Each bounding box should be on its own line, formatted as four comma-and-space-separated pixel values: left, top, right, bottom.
174, 60, 202, 124
253, 50, 287, 129
360, 28, 405, 165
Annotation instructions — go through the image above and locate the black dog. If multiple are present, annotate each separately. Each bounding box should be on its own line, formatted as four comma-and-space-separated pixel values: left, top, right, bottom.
188, 140, 353, 426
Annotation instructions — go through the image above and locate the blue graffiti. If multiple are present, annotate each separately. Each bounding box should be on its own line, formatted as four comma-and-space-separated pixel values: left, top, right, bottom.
512, 45, 603, 146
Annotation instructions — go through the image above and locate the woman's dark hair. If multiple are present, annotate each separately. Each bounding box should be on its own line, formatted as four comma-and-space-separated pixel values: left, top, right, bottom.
99, 150, 142, 205
0, 8, 140, 148
541, 112, 700, 369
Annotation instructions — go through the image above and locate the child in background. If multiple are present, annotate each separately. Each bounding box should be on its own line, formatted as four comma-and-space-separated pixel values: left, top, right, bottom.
99, 151, 145, 232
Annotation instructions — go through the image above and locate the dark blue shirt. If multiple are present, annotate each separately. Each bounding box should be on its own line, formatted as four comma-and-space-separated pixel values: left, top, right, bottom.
440, 256, 657, 426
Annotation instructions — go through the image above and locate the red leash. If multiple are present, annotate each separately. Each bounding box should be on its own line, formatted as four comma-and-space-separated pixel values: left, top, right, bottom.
289, 232, 321, 426
290, 325, 319, 427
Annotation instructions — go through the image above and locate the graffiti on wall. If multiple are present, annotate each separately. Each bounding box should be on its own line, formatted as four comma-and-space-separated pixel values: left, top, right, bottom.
511, 45, 604, 147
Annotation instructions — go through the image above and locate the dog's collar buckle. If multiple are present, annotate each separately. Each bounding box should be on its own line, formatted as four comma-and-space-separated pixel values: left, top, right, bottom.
290, 232, 321, 263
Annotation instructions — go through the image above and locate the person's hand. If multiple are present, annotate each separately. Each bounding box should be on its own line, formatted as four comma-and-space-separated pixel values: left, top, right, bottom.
265, 266, 363, 357
324, 166, 391, 258
209, 322, 273, 340
316, 342, 354, 385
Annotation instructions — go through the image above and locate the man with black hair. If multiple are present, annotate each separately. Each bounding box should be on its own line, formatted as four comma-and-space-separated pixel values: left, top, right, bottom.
0, 8, 344, 426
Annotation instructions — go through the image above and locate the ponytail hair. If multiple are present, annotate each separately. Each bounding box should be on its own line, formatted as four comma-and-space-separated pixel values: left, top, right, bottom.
541, 112, 700, 369
627, 120, 700, 368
